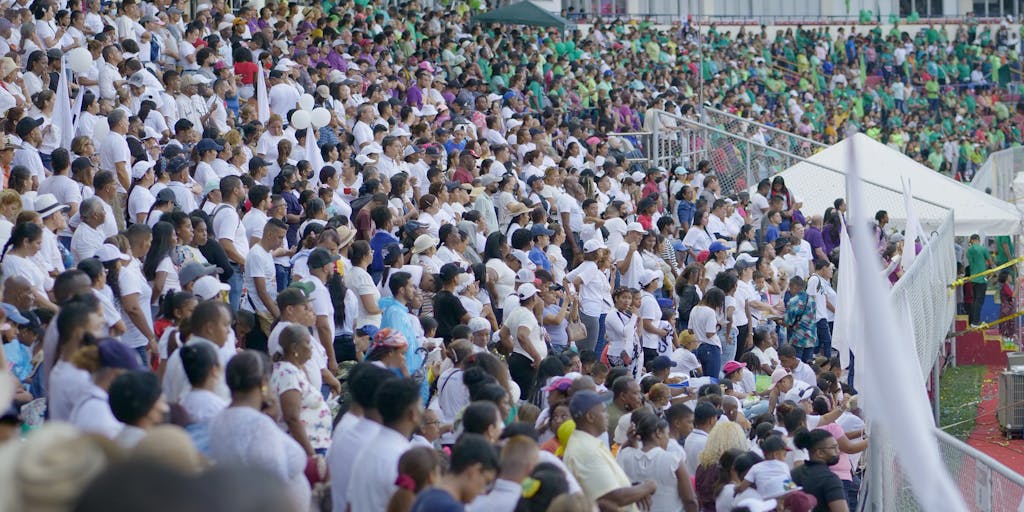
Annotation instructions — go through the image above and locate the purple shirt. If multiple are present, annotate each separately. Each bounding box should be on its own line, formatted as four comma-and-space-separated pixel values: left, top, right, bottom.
805, 226, 825, 259
406, 85, 423, 108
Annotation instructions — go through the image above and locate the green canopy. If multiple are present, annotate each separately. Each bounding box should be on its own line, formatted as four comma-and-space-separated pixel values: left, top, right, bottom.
472, 1, 570, 29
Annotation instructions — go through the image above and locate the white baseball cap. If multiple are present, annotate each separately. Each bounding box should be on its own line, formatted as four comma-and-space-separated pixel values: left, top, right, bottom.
193, 275, 230, 301
583, 239, 607, 253
94, 244, 131, 263
626, 222, 647, 234
517, 283, 540, 300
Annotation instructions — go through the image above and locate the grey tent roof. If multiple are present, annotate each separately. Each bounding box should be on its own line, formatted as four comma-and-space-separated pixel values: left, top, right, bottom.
471, 1, 570, 29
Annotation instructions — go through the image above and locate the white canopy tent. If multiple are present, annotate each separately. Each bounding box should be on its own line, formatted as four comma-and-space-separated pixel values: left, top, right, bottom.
755, 134, 1021, 236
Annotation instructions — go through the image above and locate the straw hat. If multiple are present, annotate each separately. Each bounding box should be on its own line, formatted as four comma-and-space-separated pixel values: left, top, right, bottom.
506, 201, 531, 217
336, 225, 356, 247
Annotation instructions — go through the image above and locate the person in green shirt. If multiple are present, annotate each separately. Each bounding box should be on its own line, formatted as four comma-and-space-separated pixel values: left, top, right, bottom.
966, 234, 993, 326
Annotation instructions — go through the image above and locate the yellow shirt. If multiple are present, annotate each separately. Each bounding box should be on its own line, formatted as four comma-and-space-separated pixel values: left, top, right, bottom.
563, 430, 639, 512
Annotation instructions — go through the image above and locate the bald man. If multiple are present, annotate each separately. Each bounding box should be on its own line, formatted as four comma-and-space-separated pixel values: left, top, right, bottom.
2, 276, 34, 311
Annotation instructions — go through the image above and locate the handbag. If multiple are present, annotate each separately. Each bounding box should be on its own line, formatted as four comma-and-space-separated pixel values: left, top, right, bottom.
567, 321, 588, 342
567, 300, 587, 342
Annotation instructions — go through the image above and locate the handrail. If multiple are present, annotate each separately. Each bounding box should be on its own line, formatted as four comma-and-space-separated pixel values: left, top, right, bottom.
702, 107, 827, 150
933, 428, 1024, 486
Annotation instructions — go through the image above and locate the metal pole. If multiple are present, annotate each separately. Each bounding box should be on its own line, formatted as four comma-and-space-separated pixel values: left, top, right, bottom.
697, 0, 703, 115
933, 353, 941, 425
746, 139, 752, 186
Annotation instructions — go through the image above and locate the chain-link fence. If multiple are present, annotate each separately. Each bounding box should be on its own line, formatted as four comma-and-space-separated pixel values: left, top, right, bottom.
866, 427, 1024, 512
702, 107, 827, 160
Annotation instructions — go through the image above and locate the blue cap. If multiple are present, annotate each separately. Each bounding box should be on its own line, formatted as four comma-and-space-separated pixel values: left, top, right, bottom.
569, 390, 605, 419
672, 240, 687, 252
357, 325, 379, 338
651, 355, 677, 371
531, 223, 555, 237
1, 303, 27, 326
97, 338, 144, 370
196, 138, 224, 153
708, 241, 732, 253
502, 90, 517, 101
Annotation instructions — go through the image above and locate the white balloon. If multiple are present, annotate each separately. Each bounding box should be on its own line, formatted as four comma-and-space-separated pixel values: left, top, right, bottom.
68, 48, 92, 74
310, 107, 330, 128
92, 119, 109, 143
290, 110, 311, 130
298, 94, 315, 111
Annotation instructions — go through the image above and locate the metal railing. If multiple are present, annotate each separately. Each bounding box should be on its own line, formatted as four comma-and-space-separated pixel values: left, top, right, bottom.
701, 107, 827, 160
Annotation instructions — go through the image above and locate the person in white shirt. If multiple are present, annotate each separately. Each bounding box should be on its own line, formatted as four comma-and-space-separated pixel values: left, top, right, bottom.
683, 402, 719, 475
501, 283, 548, 398
98, 109, 133, 191
268, 69, 300, 116
98, 45, 125, 102
70, 197, 108, 264
328, 363, 393, 512
13, 117, 47, 189
616, 411, 698, 512
242, 218, 286, 327
612, 222, 648, 289
193, 138, 223, 189
70, 339, 148, 439
806, 260, 837, 358
346, 378, 422, 512
212, 176, 248, 310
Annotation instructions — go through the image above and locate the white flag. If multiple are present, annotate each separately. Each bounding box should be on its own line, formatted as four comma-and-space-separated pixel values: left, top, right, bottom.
832, 216, 856, 376
845, 136, 968, 512
305, 126, 324, 180
901, 177, 920, 270
54, 58, 74, 148
256, 65, 270, 124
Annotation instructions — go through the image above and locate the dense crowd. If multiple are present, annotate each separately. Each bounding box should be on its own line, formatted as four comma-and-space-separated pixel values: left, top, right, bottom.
0, 0, 1014, 511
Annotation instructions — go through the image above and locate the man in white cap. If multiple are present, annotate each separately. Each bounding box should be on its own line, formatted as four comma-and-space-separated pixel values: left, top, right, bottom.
613, 222, 648, 289
500, 282, 547, 397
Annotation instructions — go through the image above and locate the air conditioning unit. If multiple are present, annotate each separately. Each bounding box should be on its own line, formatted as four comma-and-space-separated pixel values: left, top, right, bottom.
997, 372, 1024, 438
1008, 352, 1024, 371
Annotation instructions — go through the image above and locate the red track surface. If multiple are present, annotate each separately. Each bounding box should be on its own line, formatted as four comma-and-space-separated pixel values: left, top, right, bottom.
965, 365, 1024, 472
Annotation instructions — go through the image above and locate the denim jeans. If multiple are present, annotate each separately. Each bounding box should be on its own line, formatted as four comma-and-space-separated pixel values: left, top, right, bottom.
275, 264, 291, 292
799, 346, 816, 362
135, 346, 149, 368
227, 264, 243, 312
695, 343, 722, 380
816, 319, 833, 358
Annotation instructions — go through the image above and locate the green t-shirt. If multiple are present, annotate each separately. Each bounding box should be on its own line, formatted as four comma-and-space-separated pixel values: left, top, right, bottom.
995, 236, 1015, 266
967, 243, 990, 284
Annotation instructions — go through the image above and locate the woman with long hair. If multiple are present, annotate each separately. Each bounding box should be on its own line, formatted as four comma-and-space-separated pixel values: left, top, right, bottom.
694, 421, 748, 512
568, 240, 612, 354
143, 221, 180, 306
483, 232, 515, 323
682, 209, 713, 255
166, 211, 205, 266
179, 341, 226, 455
605, 287, 640, 379
386, 447, 442, 512
691, 287, 726, 379
1, 221, 57, 310
77, 252, 126, 337
347, 240, 382, 329
32, 89, 59, 168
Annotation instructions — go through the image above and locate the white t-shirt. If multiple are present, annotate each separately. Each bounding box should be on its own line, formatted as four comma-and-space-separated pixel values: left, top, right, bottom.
70, 223, 106, 264
128, 185, 156, 223
806, 274, 837, 322
119, 259, 154, 348
566, 260, 612, 317
744, 458, 793, 498
749, 192, 770, 226
612, 243, 645, 289
212, 204, 248, 262
93, 286, 121, 336
346, 266, 381, 328
505, 304, 547, 363
242, 244, 276, 314
639, 291, 662, 350
2, 253, 53, 291
38, 175, 83, 210
241, 208, 268, 242
99, 132, 131, 191
157, 256, 181, 297
306, 277, 335, 348
616, 446, 684, 512
689, 304, 720, 348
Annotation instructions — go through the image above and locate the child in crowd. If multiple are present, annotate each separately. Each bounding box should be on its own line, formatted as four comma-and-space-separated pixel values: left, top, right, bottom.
740, 434, 797, 499
386, 446, 444, 512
